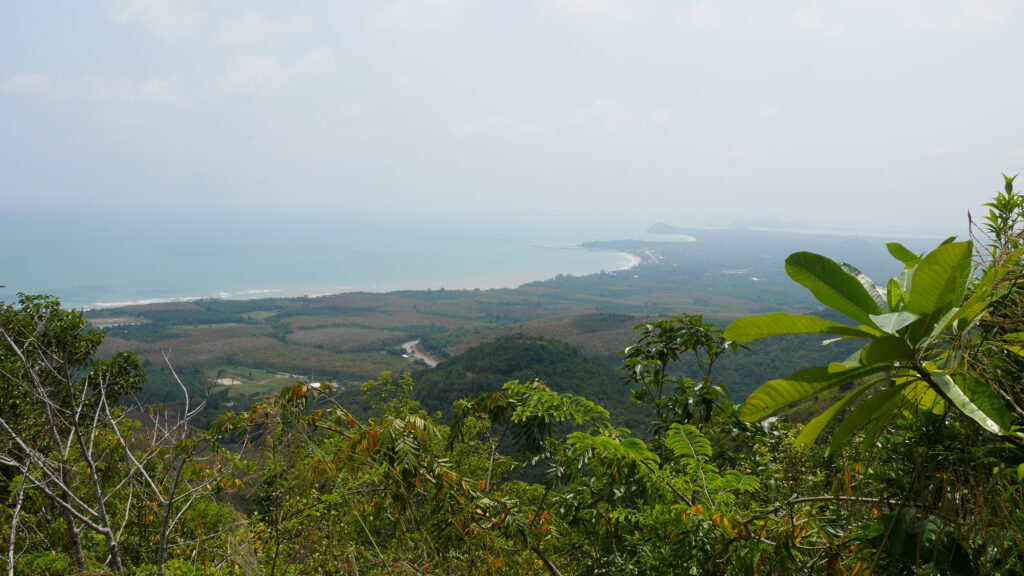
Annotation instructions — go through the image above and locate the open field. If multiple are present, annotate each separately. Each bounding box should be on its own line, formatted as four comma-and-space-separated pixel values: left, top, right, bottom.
86, 230, 923, 411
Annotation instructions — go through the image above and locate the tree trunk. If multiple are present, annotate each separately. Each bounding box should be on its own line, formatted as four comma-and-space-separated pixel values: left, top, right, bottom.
156, 456, 187, 576
58, 503, 86, 571
6, 473, 28, 576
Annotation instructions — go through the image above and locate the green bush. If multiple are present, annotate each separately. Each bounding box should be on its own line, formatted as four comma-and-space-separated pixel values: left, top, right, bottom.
134, 559, 222, 576
16, 552, 71, 576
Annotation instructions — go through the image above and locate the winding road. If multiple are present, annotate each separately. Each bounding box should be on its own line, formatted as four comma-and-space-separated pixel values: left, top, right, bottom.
401, 339, 440, 368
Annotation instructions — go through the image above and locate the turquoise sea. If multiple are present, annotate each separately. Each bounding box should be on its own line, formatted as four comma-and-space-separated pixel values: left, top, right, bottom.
1, 210, 646, 309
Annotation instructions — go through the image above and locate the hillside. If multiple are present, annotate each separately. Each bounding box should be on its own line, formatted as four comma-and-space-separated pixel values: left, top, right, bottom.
413, 334, 651, 431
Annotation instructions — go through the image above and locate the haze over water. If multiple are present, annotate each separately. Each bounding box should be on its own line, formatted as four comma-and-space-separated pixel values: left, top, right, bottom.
0, 210, 643, 309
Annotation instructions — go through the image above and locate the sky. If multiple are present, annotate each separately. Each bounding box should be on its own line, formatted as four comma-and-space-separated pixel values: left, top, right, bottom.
2, 0, 1023, 235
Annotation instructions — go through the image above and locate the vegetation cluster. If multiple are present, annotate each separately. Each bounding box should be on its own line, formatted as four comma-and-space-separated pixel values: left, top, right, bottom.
2, 178, 1023, 574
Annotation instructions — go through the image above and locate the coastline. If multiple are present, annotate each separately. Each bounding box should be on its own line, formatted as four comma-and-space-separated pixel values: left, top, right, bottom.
618, 251, 642, 270
79, 245, 641, 311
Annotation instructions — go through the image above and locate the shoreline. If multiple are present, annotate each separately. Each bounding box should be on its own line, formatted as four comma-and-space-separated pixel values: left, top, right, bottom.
617, 251, 642, 270
79, 247, 642, 311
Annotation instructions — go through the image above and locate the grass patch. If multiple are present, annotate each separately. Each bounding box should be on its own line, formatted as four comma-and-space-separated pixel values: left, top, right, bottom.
241, 310, 278, 322
205, 365, 300, 399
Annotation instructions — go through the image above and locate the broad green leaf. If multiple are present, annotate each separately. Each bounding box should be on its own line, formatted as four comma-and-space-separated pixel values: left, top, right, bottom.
885, 278, 902, 312
920, 307, 961, 348
869, 311, 920, 334
860, 336, 915, 365
829, 381, 912, 452
887, 242, 921, 267
1003, 332, 1024, 341
796, 378, 878, 446
901, 380, 945, 415
890, 269, 912, 310
906, 241, 972, 315
836, 349, 865, 368
952, 288, 991, 325
841, 262, 888, 312
860, 393, 904, 451
998, 343, 1024, 358
785, 252, 884, 325
931, 371, 1012, 436
739, 364, 887, 422
724, 312, 880, 343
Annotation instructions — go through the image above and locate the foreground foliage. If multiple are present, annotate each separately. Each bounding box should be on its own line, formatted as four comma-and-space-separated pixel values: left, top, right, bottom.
2, 177, 1023, 574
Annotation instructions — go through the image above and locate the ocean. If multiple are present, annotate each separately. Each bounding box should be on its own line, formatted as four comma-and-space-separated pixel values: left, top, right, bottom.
1, 210, 646, 310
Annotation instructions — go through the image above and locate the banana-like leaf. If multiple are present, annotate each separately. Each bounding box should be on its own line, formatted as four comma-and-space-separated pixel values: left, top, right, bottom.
918, 307, 961, 349
785, 252, 884, 326
829, 381, 912, 452
842, 262, 888, 312
998, 343, 1024, 358
906, 241, 972, 315
887, 242, 921, 267
931, 371, 1013, 436
892, 269, 913, 308
724, 312, 881, 343
739, 364, 888, 422
860, 336, 915, 365
884, 276, 901, 311
901, 380, 945, 415
869, 311, 920, 334
795, 378, 878, 446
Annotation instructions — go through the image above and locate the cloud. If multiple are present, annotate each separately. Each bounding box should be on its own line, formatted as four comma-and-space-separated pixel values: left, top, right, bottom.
78, 77, 182, 104
109, 0, 202, 39
391, 73, 415, 87
291, 48, 336, 79
217, 10, 313, 45
756, 105, 778, 120
569, 99, 673, 133
789, 7, 844, 34
684, 0, 731, 27
554, 0, 633, 21
648, 109, 675, 123
3, 74, 56, 95
4, 73, 181, 104
220, 56, 283, 93
220, 48, 336, 94
365, 0, 461, 33
450, 117, 548, 139
925, 145, 955, 157
570, 99, 631, 131
952, 0, 1002, 29
787, 0, 1019, 33
450, 103, 668, 141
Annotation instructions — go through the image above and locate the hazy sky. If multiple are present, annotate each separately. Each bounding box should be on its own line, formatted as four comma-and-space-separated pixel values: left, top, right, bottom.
2, 1, 1022, 234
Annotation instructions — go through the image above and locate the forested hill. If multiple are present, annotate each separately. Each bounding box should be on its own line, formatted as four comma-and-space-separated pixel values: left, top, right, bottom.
413, 335, 651, 431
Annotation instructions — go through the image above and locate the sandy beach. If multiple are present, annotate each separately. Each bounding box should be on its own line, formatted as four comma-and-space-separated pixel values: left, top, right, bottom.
620, 252, 642, 270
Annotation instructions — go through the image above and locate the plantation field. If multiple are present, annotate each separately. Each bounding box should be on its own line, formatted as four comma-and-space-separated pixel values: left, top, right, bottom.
88, 229, 928, 411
